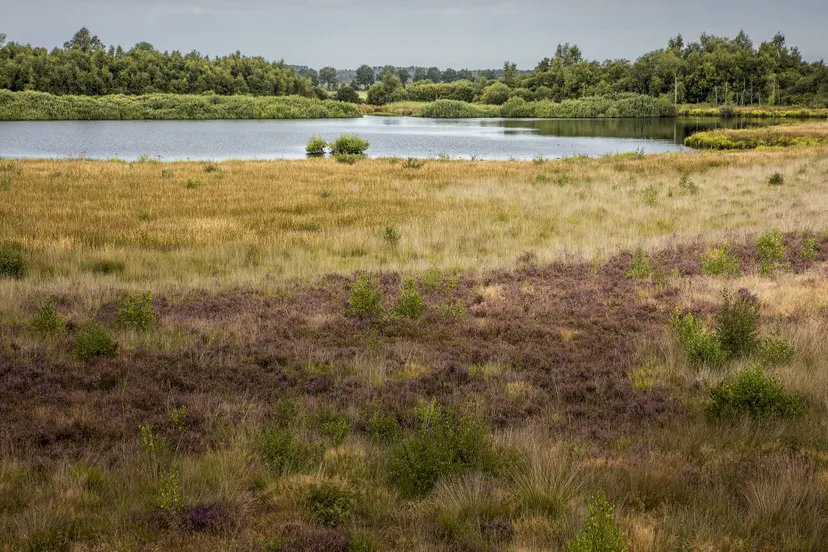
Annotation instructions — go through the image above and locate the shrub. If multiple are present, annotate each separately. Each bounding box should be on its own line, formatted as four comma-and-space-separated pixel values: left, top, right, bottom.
715, 289, 760, 359
75, 319, 117, 361
330, 135, 369, 155
678, 172, 699, 194
31, 300, 65, 334
759, 335, 796, 366
347, 274, 382, 317
670, 311, 728, 367
701, 247, 741, 276
203, 163, 219, 173
0, 245, 25, 278
273, 397, 301, 428
157, 467, 183, 512
480, 82, 511, 105
185, 179, 202, 189
258, 425, 301, 473
801, 237, 819, 260
625, 248, 654, 279
305, 483, 353, 527
85, 259, 125, 275
383, 226, 401, 247
395, 277, 425, 319
306, 136, 328, 156
117, 292, 156, 330
389, 400, 496, 497
707, 364, 804, 420
420, 100, 497, 118
768, 172, 785, 186
367, 409, 400, 443
317, 410, 352, 445
335, 86, 360, 104
565, 494, 627, 552
334, 153, 363, 164
402, 157, 424, 169
756, 229, 788, 276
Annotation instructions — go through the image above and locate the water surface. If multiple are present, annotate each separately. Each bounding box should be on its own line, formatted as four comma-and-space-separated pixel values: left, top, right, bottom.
0, 116, 775, 161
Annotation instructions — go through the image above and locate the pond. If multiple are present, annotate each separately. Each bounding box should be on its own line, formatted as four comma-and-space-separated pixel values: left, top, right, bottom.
0, 116, 775, 161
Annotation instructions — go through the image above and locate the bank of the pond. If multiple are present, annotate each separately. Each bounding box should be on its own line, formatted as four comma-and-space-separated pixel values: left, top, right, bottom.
0, 90, 362, 120
677, 105, 828, 118
685, 121, 828, 149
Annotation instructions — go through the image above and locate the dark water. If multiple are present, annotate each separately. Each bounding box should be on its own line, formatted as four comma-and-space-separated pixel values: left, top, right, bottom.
0, 116, 777, 161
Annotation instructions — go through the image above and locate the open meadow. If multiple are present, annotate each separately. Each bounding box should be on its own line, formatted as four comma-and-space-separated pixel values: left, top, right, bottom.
2, 142, 828, 551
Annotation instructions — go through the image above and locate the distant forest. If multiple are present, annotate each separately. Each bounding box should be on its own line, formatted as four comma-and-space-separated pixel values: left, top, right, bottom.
1, 28, 826, 106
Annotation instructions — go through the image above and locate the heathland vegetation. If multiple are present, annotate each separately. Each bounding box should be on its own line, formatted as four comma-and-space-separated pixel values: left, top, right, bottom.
1, 144, 828, 549
685, 121, 828, 149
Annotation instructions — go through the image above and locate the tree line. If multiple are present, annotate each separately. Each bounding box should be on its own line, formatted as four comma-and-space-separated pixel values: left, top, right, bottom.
1, 28, 826, 106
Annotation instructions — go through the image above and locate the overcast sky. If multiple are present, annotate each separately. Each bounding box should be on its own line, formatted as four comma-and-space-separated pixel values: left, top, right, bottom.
2, 0, 825, 69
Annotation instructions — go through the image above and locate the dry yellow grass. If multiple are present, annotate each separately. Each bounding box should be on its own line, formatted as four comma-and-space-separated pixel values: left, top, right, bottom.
1, 148, 827, 314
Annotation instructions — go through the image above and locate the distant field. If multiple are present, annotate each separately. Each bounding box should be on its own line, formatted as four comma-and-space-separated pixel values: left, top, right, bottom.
2, 147, 828, 550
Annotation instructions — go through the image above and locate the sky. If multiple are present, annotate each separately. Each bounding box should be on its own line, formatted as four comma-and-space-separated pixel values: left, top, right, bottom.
2, 0, 826, 69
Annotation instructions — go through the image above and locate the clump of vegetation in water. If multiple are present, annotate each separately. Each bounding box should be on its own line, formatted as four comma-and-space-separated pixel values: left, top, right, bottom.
306, 136, 328, 156
330, 135, 369, 155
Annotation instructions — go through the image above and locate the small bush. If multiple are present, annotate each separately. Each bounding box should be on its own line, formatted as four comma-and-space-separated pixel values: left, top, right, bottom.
768, 172, 785, 186
305, 483, 353, 527
801, 237, 819, 260
715, 289, 760, 359
759, 334, 796, 366
367, 409, 401, 443
707, 364, 804, 420
756, 229, 788, 277
0, 245, 25, 278
403, 157, 424, 169
317, 410, 352, 445
395, 277, 425, 319
347, 274, 382, 317
273, 397, 301, 428
117, 292, 156, 330
203, 163, 219, 173
335, 86, 360, 104
389, 400, 496, 497
701, 247, 741, 276
75, 319, 117, 361
565, 494, 627, 552
306, 136, 328, 156
625, 248, 654, 279
31, 300, 65, 334
258, 426, 301, 473
185, 179, 202, 189
670, 311, 727, 367
383, 226, 401, 247
330, 135, 369, 155
85, 259, 125, 275
334, 153, 363, 164
678, 172, 699, 194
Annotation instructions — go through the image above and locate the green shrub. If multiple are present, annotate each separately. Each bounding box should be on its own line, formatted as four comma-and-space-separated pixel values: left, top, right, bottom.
480, 82, 511, 105
75, 319, 117, 361
756, 229, 789, 276
565, 494, 627, 552
347, 274, 382, 317
0, 245, 25, 278
715, 289, 760, 359
273, 397, 301, 428
707, 364, 804, 420
330, 135, 369, 155
759, 335, 796, 366
317, 410, 352, 445
701, 248, 741, 276
305, 482, 353, 527
367, 409, 401, 443
31, 300, 65, 334
335, 86, 360, 104
185, 178, 202, 189
670, 311, 728, 367
258, 426, 301, 473
117, 292, 156, 330
389, 400, 496, 497
334, 153, 364, 164
625, 248, 654, 279
395, 277, 425, 319
768, 172, 785, 186
306, 136, 328, 155
383, 226, 401, 247
801, 237, 819, 260
85, 259, 125, 275
419, 100, 498, 118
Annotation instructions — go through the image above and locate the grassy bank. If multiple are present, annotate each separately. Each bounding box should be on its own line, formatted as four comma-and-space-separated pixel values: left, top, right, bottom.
685, 121, 828, 149
677, 105, 828, 118
365, 94, 675, 118
2, 149, 828, 550
0, 90, 362, 120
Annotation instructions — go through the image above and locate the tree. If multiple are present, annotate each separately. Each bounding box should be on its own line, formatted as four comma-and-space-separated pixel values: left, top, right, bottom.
426, 67, 441, 83
458, 69, 474, 81
441, 68, 458, 82
480, 69, 497, 80
413, 67, 427, 82
0, 33, 6, 48
397, 68, 410, 87
380, 65, 396, 79
367, 72, 404, 105
64, 27, 104, 52
355, 64, 375, 90
503, 61, 519, 87
335, 85, 360, 103
319, 66, 338, 90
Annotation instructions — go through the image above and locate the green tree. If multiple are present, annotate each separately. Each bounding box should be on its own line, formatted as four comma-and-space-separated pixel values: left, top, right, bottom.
503, 61, 519, 87
319, 66, 338, 89
413, 67, 427, 82
397, 68, 410, 87
355, 64, 375, 90
441, 68, 458, 82
426, 66, 441, 82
